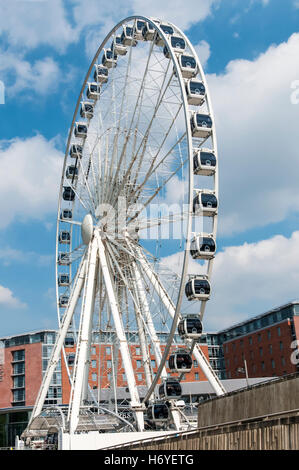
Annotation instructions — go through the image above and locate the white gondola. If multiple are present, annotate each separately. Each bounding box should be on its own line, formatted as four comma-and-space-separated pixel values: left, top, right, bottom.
193, 149, 216, 176
111, 35, 127, 55
159, 379, 182, 400
135, 20, 146, 40
57, 252, 70, 266
69, 144, 82, 159
186, 80, 205, 106
80, 101, 94, 119
185, 275, 211, 301
58, 274, 70, 287
59, 295, 69, 308
178, 54, 198, 78
93, 65, 108, 84
178, 314, 203, 340
193, 190, 217, 216
86, 82, 101, 101
66, 165, 78, 180
155, 23, 174, 47
146, 403, 169, 424
120, 26, 137, 46
64, 336, 74, 347
62, 186, 75, 202
58, 231, 70, 244
190, 233, 216, 260
163, 35, 186, 58
74, 122, 88, 139
67, 353, 75, 365
168, 349, 193, 373
142, 22, 156, 41
102, 49, 117, 68
190, 112, 212, 138
60, 209, 72, 220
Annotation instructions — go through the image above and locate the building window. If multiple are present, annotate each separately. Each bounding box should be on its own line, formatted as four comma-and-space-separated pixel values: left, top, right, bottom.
137, 373, 143, 381
151, 359, 156, 368
259, 347, 263, 357
106, 346, 111, 355
258, 334, 261, 343
271, 359, 275, 369
249, 337, 252, 345
261, 361, 265, 371
12, 350, 25, 362
13, 375, 25, 388
281, 357, 286, 366
91, 360, 97, 369
136, 360, 142, 368
13, 362, 25, 375
91, 346, 96, 355
267, 330, 271, 340
92, 373, 97, 382
193, 360, 198, 368
12, 389, 25, 403
195, 372, 199, 380
135, 347, 141, 355
269, 344, 272, 355
280, 341, 283, 351
106, 360, 112, 369
277, 326, 281, 337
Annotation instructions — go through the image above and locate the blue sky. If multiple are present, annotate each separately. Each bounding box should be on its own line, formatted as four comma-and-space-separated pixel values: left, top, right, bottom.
0, 0, 299, 336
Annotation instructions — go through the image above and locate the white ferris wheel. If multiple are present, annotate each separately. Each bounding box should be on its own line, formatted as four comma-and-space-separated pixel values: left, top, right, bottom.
27, 15, 226, 441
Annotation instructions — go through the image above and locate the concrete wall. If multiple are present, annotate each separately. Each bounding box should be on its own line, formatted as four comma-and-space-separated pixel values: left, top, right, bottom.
197, 373, 299, 427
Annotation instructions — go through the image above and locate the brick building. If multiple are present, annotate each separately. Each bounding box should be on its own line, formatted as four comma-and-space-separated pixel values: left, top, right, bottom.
217, 301, 299, 379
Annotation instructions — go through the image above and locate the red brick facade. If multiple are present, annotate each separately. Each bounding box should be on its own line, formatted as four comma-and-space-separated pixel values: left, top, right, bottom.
223, 319, 297, 379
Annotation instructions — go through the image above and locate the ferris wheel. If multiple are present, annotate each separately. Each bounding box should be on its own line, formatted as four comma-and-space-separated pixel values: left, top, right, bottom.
28, 15, 226, 438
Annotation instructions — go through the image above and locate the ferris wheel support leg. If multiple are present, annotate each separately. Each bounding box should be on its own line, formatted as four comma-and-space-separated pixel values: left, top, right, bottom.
96, 233, 145, 431
132, 261, 168, 382
138, 252, 226, 396
69, 238, 98, 434
29, 258, 87, 425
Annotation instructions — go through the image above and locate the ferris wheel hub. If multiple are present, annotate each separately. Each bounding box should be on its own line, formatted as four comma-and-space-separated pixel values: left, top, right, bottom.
81, 213, 94, 245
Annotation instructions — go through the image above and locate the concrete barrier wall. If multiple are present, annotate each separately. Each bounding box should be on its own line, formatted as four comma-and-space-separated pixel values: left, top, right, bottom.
126, 415, 299, 450
197, 373, 299, 427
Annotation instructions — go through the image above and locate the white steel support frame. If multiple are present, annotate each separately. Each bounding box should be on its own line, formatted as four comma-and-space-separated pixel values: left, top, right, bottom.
137, 248, 226, 396
29, 257, 87, 425
68, 237, 98, 433
96, 233, 145, 431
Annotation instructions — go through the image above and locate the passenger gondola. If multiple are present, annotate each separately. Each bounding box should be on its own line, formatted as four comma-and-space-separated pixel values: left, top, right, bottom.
111, 35, 127, 55
142, 22, 156, 41
168, 349, 193, 373
58, 231, 71, 244
185, 275, 211, 301
62, 186, 75, 202
66, 165, 78, 180
60, 209, 72, 220
59, 295, 69, 307
190, 113, 213, 138
80, 101, 94, 119
155, 23, 174, 47
159, 378, 182, 399
146, 402, 169, 424
178, 54, 197, 78
193, 190, 218, 216
102, 49, 117, 68
69, 144, 82, 159
74, 122, 88, 139
190, 233, 216, 260
193, 149, 216, 176
163, 36, 186, 58
178, 314, 203, 340
94, 65, 108, 83
58, 274, 70, 287
87, 82, 101, 101
135, 20, 146, 40
186, 80, 205, 106
57, 252, 70, 266
120, 26, 137, 46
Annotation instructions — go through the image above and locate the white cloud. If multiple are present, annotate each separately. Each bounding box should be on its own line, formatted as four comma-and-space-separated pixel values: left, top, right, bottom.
0, 135, 63, 228
0, 0, 76, 51
194, 40, 211, 68
207, 33, 299, 236
0, 52, 62, 96
0, 285, 26, 309
161, 231, 299, 331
